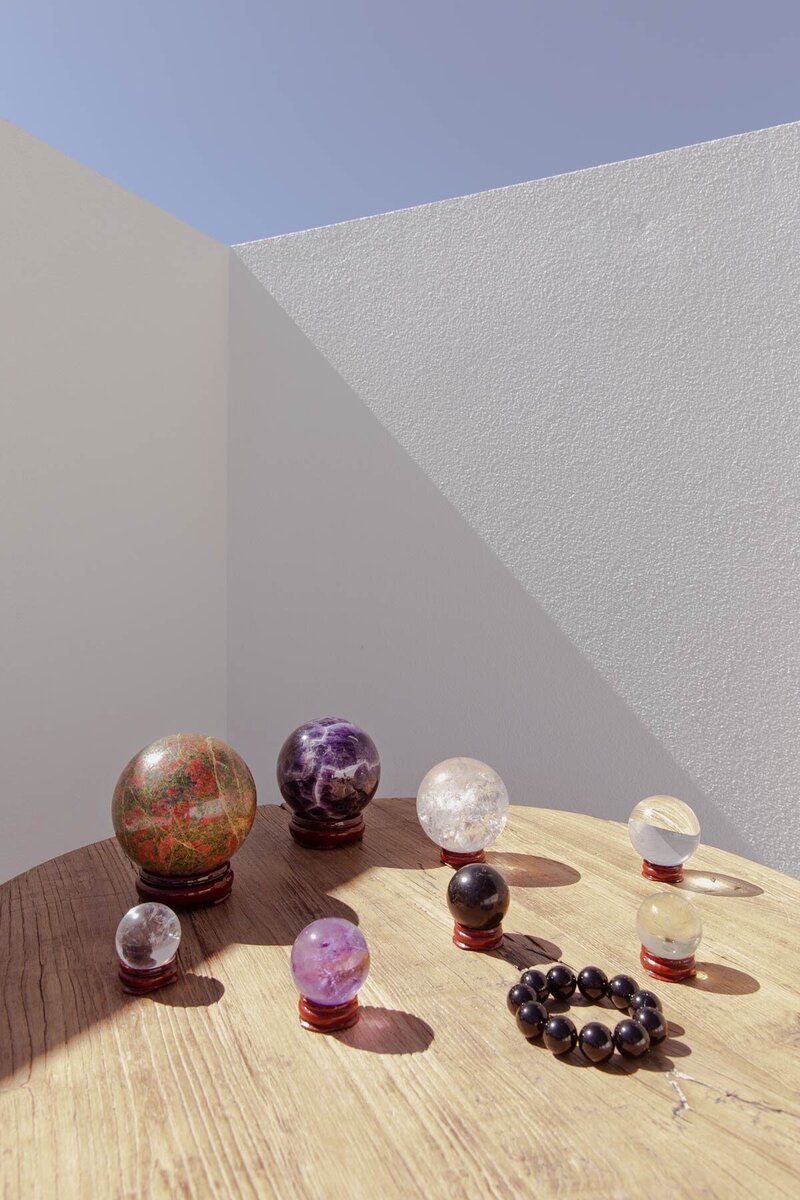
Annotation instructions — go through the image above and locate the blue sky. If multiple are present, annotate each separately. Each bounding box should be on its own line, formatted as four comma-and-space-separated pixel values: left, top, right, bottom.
2, 1, 799, 244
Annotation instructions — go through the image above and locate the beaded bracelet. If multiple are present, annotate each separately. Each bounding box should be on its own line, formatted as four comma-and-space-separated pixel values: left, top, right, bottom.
507, 963, 668, 1064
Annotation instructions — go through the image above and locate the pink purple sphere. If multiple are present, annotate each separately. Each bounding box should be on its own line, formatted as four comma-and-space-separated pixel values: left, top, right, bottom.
290, 918, 370, 1006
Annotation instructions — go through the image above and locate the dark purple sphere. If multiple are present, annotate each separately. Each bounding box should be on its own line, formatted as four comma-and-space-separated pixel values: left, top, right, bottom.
276, 718, 380, 823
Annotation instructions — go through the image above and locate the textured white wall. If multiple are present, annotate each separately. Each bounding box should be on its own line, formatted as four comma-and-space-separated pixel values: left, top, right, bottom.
236, 122, 800, 875
0, 121, 229, 882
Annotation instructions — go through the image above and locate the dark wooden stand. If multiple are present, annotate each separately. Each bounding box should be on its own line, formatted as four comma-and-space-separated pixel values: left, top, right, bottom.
641, 860, 684, 884
298, 995, 360, 1032
440, 847, 485, 867
452, 921, 504, 951
640, 946, 696, 981
119, 957, 179, 995
289, 813, 365, 849
136, 862, 233, 907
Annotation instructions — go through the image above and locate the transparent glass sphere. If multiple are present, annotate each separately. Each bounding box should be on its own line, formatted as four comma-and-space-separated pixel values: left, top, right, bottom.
416, 757, 509, 853
290, 918, 370, 1006
115, 903, 181, 970
636, 892, 703, 960
628, 795, 700, 866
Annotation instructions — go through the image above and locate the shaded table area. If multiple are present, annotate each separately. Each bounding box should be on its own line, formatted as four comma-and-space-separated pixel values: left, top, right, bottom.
2, 800, 799, 1198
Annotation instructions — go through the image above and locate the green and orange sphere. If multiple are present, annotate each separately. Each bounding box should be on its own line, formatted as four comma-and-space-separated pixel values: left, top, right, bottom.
112, 734, 257, 878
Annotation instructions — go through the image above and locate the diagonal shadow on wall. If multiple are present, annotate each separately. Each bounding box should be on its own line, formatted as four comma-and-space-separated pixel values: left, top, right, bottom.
227, 255, 753, 863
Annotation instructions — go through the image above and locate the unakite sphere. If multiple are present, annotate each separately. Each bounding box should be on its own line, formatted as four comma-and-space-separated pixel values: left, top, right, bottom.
112, 734, 257, 876
416, 757, 508, 853
637, 891, 703, 960
115, 903, 181, 970
628, 795, 700, 867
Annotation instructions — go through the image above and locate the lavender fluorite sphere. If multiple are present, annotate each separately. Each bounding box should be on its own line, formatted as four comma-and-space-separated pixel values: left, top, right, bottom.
276, 718, 380, 823
290, 918, 370, 1006
115, 903, 181, 970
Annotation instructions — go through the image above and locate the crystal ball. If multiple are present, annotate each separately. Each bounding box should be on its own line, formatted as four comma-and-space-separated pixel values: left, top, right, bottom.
637, 891, 703, 960
290, 918, 370, 1006
416, 757, 509, 853
446, 862, 510, 930
112, 734, 257, 876
115, 903, 181, 970
277, 718, 380, 823
628, 795, 700, 867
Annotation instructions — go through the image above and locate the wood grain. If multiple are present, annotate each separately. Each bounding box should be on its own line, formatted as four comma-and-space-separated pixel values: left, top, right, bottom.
2, 800, 799, 1199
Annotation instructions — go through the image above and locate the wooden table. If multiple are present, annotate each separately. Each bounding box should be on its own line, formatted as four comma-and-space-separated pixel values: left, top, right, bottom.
2, 800, 799, 1199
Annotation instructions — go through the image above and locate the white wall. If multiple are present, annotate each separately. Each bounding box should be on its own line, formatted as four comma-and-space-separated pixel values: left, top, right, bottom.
236, 122, 800, 875
0, 121, 229, 882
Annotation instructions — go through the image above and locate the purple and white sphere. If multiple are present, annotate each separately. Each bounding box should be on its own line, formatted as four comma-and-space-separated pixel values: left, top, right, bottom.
290, 918, 370, 1006
276, 717, 380, 823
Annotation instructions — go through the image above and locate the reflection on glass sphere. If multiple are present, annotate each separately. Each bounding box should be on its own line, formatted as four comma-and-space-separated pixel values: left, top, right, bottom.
115, 903, 181, 970
416, 757, 509, 853
636, 891, 703, 961
290, 918, 370, 1007
628, 795, 700, 867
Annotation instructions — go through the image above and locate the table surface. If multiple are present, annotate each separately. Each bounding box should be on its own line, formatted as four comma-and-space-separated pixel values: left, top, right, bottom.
2, 799, 799, 1200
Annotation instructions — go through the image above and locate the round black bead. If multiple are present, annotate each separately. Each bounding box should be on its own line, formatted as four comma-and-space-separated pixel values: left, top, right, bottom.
543, 1014, 578, 1055
607, 973, 639, 1010
516, 999, 548, 1039
613, 1018, 651, 1058
507, 983, 535, 1015
519, 968, 549, 1002
446, 864, 510, 930
628, 989, 662, 1014
546, 964, 577, 1002
577, 965, 608, 1002
578, 1021, 615, 1064
633, 1007, 667, 1045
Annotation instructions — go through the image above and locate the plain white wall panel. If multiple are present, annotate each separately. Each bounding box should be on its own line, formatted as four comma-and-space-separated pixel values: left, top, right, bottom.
236, 123, 800, 874
0, 121, 229, 882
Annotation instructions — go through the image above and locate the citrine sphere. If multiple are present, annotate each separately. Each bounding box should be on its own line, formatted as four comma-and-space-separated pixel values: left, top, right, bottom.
416, 757, 508, 853
112, 734, 257, 876
290, 918, 370, 1007
637, 892, 703, 960
115, 903, 181, 970
628, 795, 700, 868
277, 718, 380, 823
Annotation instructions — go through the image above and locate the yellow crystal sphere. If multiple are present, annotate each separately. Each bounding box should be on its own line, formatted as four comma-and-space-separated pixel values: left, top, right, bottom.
636, 891, 703, 960
628, 795, 700, 867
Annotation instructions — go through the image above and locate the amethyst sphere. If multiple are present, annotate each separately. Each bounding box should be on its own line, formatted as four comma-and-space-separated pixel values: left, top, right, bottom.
290, 918, 370, 1006
277, 718, 380, 846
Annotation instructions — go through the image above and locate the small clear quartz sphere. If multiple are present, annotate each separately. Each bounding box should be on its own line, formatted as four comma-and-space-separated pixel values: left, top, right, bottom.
416, 757, 509, 853
628, 795, 700, 867
636, 891, 703, 960
115, 903, 181, 970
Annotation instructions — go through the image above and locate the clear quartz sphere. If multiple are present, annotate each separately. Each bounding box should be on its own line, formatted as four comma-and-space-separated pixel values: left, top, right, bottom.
636, 891, 703, 960
115, 903, 181, 970
416, 757, 509, 853
628, 795, 700, 867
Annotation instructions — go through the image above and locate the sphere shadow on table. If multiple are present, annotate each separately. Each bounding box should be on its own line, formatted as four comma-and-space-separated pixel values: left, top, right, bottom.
485, 852, 581, 888
684, 962, 760, 995
151, 974, 225, 1008
492, 932, 563, 971
334, 1007, 434, 1055
678, 870, 764, 899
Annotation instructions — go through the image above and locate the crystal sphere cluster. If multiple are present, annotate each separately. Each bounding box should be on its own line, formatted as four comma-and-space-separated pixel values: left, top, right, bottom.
417, 757, 508, 865
628, 795, 700, 882
115, 903, 181, 970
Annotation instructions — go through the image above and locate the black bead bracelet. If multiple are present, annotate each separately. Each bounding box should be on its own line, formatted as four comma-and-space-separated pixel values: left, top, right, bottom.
507, 964, 668, 1065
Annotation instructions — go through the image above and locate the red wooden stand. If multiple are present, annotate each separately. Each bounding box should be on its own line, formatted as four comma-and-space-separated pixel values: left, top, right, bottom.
119, 957, 178, 995
452, 921, 504, 951
641, 860, 684, 884
289, 813, 365, 849
640, 946, 696, 981
136, 862, 233, 907
440, 847, 486, 868
298, 995, 360, 1032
